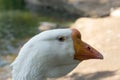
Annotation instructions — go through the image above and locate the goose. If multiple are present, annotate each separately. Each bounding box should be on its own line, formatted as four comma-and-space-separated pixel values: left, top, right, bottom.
11, 28, 103, 80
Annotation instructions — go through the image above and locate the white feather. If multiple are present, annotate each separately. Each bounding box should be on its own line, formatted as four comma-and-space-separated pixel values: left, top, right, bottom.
11, 29, 80, 80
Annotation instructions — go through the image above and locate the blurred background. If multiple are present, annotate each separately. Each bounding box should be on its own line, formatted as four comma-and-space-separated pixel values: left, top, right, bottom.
0, 0, 120, 80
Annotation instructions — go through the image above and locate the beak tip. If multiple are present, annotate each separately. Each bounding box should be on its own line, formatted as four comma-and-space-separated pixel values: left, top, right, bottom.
98, 53, 104, 60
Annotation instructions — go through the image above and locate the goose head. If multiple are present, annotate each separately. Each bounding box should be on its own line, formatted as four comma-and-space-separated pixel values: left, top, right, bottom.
11, 29, 103, 80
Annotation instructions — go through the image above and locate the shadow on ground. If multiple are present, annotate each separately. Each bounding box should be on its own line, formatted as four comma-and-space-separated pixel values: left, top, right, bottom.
68, 70, 117, 80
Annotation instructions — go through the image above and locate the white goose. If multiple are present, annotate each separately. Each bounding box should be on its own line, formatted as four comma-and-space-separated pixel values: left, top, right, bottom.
11, 29, 103, 80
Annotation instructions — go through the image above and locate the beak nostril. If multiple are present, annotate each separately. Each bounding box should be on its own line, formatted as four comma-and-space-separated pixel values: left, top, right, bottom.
87, 46, 91, 51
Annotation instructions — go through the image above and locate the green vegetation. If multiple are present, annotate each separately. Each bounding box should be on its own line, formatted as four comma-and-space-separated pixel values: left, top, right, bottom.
0, 0, 74, 40
0, 11, 73, 40
0, 0, 25, 10
0, 0, 75, 54
0, 11, 39, 39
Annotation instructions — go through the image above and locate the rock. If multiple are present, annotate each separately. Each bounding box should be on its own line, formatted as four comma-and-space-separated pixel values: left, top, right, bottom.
110, 7, 120, 17
25, 0, 120, 17
38, 22, 67, 31
0, 39, 19, 55
0, 59, 9, 67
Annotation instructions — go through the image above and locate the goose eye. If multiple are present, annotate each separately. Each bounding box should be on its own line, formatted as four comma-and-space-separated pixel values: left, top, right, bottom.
57, 36, 65, 42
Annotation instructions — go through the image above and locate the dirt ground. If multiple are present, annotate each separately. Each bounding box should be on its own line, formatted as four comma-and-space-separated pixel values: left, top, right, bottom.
56, 16, 120, 80
64, 16, 120, 80
0, 16, 120, 80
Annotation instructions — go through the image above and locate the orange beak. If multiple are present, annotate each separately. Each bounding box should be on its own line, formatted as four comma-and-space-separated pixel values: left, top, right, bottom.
71, 29, 103, 61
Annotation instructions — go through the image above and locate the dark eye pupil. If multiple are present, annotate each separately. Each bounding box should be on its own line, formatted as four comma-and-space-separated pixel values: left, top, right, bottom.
58, 37, 65, 42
